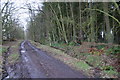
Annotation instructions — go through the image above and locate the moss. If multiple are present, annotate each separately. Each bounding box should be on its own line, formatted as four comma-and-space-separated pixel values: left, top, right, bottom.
103, 69, 118, 76
85, 55, 103, 67
2, 47, 8, 53
74, 61, 91, 70
8, 53, 19, 64
101, 65, 115, 70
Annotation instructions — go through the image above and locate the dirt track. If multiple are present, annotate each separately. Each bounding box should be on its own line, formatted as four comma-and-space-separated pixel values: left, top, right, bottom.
20, 41, 86, 78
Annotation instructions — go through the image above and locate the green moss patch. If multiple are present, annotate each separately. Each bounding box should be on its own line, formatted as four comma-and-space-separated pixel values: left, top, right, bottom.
8, 53, 19, 64
75, 61, 91, 70
103, 70, 118, 77
85, 55, 103, 67
2, 46, 8, 53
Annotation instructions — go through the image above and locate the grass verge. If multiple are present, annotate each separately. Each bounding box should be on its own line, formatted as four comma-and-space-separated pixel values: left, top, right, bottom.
0, 46, 8, 78
2, 40, 22, 66
7, 40, 22, 65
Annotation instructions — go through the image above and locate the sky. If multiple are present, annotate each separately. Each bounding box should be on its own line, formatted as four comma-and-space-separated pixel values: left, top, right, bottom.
1, 0, 44, 30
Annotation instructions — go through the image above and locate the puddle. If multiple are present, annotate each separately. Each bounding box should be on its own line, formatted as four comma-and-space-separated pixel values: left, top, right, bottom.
24, 56, 29, 62
21, 50, 26, 53
5, 75, 9, 79
21, 46, 24, 49
2, 76, 10, 80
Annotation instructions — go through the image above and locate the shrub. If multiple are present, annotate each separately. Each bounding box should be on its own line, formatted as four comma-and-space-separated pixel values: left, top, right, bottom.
88, 48, 104, 56
106, 46, 120, 55
97, 45, 106, 49
101, 65, 115, 71
68, 41, 80, 46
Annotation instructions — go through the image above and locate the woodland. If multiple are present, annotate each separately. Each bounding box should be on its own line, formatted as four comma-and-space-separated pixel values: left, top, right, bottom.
1, 1, 120, 78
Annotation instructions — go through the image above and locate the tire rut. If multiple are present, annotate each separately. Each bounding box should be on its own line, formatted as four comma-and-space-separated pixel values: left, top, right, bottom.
20, 41, 87, 78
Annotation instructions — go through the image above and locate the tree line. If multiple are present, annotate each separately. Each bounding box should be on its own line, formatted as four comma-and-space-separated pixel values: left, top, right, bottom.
1, 0, 24, 42
1, 1, 120, 45
27, 2, 120, 45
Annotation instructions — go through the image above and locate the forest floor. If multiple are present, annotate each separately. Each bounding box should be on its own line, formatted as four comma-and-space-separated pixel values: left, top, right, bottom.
1, 40, 120, 79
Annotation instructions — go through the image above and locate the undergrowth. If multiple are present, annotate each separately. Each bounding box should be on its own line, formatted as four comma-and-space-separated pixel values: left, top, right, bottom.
46, 42, 120, 77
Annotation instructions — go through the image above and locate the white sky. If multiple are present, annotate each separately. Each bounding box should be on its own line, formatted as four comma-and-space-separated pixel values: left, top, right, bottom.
1, 0, 44, 30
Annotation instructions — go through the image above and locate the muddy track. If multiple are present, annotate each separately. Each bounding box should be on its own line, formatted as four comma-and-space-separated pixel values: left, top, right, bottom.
20, 41, 86, 78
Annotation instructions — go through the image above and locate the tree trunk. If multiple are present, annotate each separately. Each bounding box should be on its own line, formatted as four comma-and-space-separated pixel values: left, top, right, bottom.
89, 2, 95, 42
58, 3, 68, 44
103, 2, 113, 44
79, 2, 83, 43
70, 3, 76, 43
